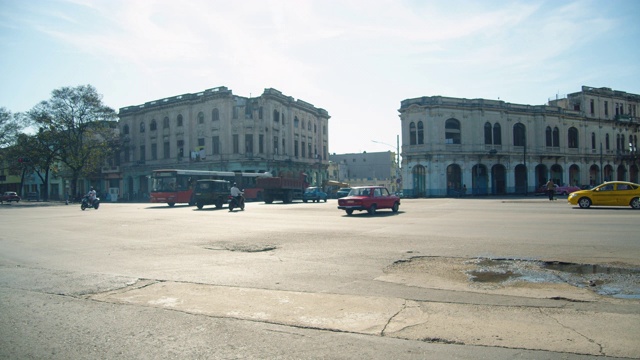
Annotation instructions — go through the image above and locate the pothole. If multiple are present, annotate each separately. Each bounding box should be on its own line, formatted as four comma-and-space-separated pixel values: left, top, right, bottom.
204, 242, 277, 253
383, 256, 640, 299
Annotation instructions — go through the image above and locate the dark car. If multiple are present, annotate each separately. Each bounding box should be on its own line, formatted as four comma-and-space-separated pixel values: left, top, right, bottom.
302, 187, 328, 203
194, 179, 231, 209
336, 188, 351, 198
337, 186, 400, 215
1, 191, 21, 203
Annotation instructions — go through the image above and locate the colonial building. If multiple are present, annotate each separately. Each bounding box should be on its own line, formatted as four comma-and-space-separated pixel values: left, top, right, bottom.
399, 86, 639, 197
117, 86, 330, 199
329, 151, 400, 194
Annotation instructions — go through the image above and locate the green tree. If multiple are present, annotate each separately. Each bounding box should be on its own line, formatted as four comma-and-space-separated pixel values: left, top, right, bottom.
0, 107, 26, 149
27, 85, 118, 198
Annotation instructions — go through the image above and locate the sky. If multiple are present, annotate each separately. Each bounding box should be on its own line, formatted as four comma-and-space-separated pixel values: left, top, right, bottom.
1, 0, 639, 155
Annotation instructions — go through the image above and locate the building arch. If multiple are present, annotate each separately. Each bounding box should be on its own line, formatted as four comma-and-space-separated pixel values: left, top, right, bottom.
412, 165, 426, 197
569, 164, 580, 186
553, 127, 560, 147
535, 164, 548, 188
550, 164, 564, 184
491, 164, 506, 194
617, 164, 627, 181
150, 119, 157, 131
513, 123, 526, 146
630, 164, 639, 183
484, 122, 492, 144
514, 164, 527, 194
604, 164, 613, 181
589, 164, 600, 185
446, 164, 462, 196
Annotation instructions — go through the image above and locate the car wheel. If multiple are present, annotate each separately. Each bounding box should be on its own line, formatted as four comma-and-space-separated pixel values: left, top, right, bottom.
197, 203, 204, 209
392, 202, 399, 213
368, 204, 377, 215
323, 198, 327, 202
577, 197, 591, 209
168, 202, 175, 207
630, 197, 640, 209
346, 209, 353, 215
303, 199, 308, 203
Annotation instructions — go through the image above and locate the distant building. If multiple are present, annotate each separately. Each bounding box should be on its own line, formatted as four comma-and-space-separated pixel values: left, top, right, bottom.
399, 86, 639, 197
329, 151, 399, 193
117, 86, 330, 198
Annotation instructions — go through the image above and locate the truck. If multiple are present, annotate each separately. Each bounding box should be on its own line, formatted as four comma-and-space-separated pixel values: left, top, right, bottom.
257, 173, 309, 204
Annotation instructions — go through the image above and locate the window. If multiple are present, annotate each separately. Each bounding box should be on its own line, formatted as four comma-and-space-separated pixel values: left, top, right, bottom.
163, 117, 170, 129
124, 147, 130, 162
493, 123, 501, 145
245, 134, 253, 154
212, 136, 220, 155
308, 143, 312, 159
445, 119, 461, 144
590, 99, 594, 114
177, 140, 184, 158
139, 121, 145, 133
417, 121, 424, 145
568, 127, 578, 148
177, 114, 183, 127
233, 107, 238, 119
198, 138, 205, 148
273, 136, 278, 154
164, 142, 170, 159
294, 140, 299, 157
409, 122, 416, 145
553, 127, 560, 147
150, 119, 157, 131
604, 101, 609, 116
198, 112, 204, 124
259, 134, 264, 153
233, 135, 239, 153
139, 145, 145, 161
591, 133, 596, 150
212, 108, 219, 121
294, 117, 299, 128
273, 110, 279, 123
301, 141, 306, 158
606, 134, 610, 150
259, 107, 263, 119
151, 143, 157, 160
484, 122, 492, 145
123, 124, 129, 135
545, 127, 552, 147
513, 123, 526, 146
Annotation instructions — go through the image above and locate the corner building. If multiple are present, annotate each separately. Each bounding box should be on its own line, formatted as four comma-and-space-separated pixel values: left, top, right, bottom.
399, 86, 639, 197
118, 87, 330, 198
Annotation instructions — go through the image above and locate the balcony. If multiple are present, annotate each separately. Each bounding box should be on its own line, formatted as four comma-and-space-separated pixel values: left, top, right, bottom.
101, 166, 120, 174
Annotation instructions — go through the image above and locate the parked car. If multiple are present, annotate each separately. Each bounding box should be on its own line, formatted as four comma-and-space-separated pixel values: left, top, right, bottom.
337, 186, 400, 215
567, 181, 640, 209
336, 188, 351, 198
302, 187, 328, 203
535, 184, 581, 196
1, 191, 21, 203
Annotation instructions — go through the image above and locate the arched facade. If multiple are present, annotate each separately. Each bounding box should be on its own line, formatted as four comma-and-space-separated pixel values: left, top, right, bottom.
399, 86, 640, 197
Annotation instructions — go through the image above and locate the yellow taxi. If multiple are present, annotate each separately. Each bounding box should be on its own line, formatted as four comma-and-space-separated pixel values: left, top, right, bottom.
567, 181, 640, 209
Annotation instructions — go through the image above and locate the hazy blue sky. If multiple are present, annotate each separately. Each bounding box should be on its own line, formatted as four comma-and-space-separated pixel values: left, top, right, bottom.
1, 0, 639, 154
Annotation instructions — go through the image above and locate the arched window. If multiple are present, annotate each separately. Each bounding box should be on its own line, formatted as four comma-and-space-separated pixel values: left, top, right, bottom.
177, 114, 183, 127
553, 127, 560, 147
417, 121, 424, 145
545, 126, 552, 147
198, 112, 204, 124
294, 117, 299, 128
513, 123, 526, 146
568, 127, 578, 148
493, 123, 501, 145
445, 118, 461, 144
163, 117, 169, 129
139, 121, 145, 133
484, 122, 492, 144
301, 120, 305, 130
409, 122, 416, 145
123, 124, 129, 135
150, 119, 157, 131
212, 108, 219, 121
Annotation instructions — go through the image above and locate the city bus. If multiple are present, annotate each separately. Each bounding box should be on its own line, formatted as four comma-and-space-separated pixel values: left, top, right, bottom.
150, 169, 272, 206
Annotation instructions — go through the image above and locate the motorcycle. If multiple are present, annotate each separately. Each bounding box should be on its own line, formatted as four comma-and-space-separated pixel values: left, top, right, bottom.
81, 196, 100, 210
228, 194, 245, 211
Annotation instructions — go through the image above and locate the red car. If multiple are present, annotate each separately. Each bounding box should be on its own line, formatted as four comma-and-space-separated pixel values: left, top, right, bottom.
1, 191, 21, 203
337, 186, 400, 215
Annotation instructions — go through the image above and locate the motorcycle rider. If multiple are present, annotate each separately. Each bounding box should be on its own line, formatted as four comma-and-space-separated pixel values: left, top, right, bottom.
87, 187, 97, 206
229, 182, 243, 211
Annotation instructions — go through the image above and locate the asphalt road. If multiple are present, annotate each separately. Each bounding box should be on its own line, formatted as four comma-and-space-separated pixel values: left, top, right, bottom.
0, 197, 638, 359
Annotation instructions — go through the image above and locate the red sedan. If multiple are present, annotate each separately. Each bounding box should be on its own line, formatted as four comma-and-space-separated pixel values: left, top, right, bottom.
337, 186, 400, 215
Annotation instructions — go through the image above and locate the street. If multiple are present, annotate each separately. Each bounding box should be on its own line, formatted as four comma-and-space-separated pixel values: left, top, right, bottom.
1, 197, 639, 359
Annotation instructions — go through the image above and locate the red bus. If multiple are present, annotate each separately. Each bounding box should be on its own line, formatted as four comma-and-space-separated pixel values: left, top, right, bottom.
150, 169, 272, 206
